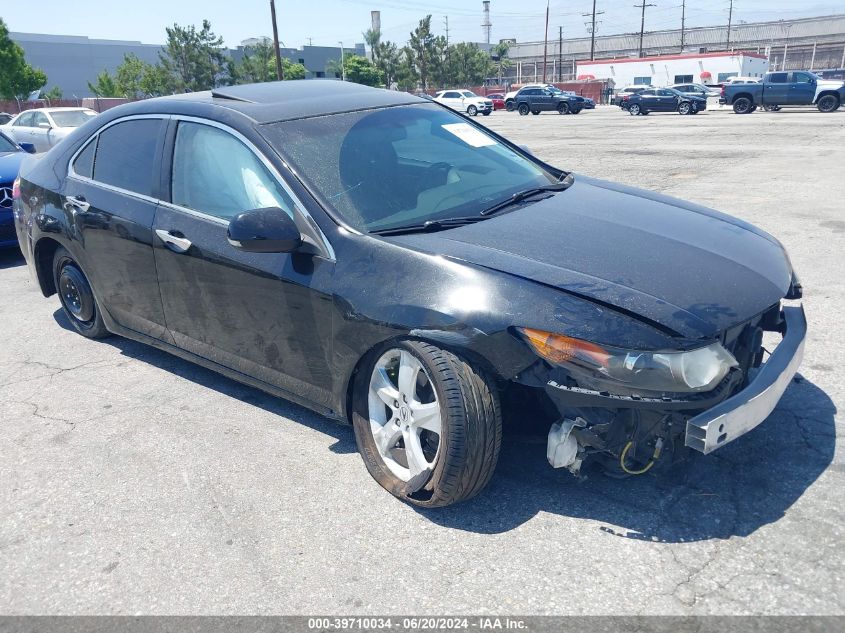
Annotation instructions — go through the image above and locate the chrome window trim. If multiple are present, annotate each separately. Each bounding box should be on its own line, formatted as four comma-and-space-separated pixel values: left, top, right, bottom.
67, 113, 336, 262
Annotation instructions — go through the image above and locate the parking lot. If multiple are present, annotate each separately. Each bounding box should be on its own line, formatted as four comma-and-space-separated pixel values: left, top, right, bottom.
1, 104, 843, 615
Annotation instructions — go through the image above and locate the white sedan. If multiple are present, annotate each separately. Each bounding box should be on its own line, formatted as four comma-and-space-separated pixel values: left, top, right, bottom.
1, 107, 97, 152
433, 90, 493, 116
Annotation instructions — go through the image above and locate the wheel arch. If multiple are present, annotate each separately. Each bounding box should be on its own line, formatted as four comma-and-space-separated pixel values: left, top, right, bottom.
731, 92, 754, 104
815, 90, 841, 104
33, 236, 65, 297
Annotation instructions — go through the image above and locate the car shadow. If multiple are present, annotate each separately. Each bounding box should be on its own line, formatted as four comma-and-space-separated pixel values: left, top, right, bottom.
0, 247, 24, 269
53, 309, 836, 542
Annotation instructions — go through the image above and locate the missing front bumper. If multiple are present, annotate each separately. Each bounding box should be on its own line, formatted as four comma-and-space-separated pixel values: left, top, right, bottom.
685, 305, 806, 454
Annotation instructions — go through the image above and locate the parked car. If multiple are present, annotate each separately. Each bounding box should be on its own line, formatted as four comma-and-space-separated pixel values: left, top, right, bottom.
560, 91, 594, 111
513, 86, 583, 115
486, 93, 506, 110
1, 107, 98, 152
613, 85, 651, 107
669, 83, 720, 98
14, 80, 805, 507
433, 90, 493, 116
0, 113, 14, 125
504, 83, 549, 110
721, 70, 845, 113
624, 87, 707, 115
0, 131, 36, 248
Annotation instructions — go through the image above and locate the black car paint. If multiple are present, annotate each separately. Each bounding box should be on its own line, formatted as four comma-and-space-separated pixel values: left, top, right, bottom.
624, 89, 707, 114
14, 82, 798, 443
514, 88, 582, 114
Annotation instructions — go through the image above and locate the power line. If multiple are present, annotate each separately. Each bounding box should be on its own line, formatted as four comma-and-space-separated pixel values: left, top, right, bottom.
634, 1, 657, 57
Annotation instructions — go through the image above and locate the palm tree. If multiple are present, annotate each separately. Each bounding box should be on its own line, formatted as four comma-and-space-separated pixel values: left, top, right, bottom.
363, 28, 381, 64
491, 41, 511, 85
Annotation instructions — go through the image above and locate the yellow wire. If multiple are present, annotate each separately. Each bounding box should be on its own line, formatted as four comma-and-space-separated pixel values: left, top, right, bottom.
620, 441, 655, 475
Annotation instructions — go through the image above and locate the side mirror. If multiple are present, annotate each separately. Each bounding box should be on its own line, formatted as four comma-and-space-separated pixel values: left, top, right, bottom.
227, 207, 302, 253
19, 142, 36, 154
38, 122, 52, 130
519, 144, 533, 155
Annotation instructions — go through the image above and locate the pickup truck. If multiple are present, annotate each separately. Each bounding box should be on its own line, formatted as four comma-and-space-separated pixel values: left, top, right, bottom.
721, 70, 845, 114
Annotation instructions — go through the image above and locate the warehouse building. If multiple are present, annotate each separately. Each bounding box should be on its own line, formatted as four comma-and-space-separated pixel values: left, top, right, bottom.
576, 52, 769, 88
502, 13, 845, 83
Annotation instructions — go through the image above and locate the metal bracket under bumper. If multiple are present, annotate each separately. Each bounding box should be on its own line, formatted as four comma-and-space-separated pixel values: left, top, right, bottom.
685, 305, 807, 455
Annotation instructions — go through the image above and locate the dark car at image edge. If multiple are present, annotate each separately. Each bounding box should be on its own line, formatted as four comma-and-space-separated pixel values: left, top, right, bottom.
13, 80, 806, 507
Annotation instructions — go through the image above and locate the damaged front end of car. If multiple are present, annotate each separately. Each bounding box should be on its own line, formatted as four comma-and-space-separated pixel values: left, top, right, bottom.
509, 299, 807, 477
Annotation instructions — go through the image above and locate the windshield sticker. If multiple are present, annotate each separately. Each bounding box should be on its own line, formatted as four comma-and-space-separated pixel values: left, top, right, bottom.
441, 123, 496, 148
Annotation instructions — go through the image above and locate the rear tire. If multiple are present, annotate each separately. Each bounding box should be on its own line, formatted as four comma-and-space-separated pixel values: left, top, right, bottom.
352, 340, 502, 508
518, 103, 529, 115
733, 97, 752, 114
52, 247, 109, 339
817, 94, 840, 113
557, 102, 569, 115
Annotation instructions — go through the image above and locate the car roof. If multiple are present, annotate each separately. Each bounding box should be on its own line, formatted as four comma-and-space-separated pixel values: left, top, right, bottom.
123, 80, 424, 124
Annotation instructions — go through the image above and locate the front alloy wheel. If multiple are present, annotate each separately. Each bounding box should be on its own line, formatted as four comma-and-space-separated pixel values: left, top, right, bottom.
678, 102, 692, 115
352, 340, 501, 507
467, 104, 478, 116
629, 103, 641, 116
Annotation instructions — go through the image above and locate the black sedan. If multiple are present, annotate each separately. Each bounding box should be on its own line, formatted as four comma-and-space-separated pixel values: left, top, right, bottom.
13, 81, 805, 507
623, 87, 707, 115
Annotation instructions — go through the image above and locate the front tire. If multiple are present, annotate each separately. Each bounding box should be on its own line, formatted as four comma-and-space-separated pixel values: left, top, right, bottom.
467, 105, 478, 116
817, 94, 840, 113
505, 100, 515, 111
52, 247, 109, 339
557, 102, 569, 115
628, 103, 641, 116
352, 340, 501, 507
482, 110, 491, 116
678, 102, 692, 115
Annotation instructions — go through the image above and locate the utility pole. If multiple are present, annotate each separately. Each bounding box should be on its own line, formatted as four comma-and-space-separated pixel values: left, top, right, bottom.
680, 0, 686, 52
726, 0, 734, 50
338, 41, 345, 81
558, 26, 563, 82
270, 0, 284, 80
635, 1, 656, 58
542, 1, 550, 83
444, 15, 451, 88
582, 0, 604, 61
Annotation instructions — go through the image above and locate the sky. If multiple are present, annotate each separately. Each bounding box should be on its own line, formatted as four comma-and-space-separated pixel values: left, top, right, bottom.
3, 0, 843, 49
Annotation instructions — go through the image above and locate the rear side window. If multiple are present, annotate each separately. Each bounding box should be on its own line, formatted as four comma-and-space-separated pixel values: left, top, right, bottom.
72, 139, 96, 179
93, 119, 163, 197
768, 73, 788, 83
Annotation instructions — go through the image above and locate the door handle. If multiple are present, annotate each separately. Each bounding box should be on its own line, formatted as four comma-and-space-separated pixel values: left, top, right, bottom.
155, 229, 192, 253
65, 195, 90, 212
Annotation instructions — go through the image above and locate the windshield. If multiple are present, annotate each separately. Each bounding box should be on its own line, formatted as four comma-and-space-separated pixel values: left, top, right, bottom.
261, 104, 558, 233
50, 110, 97, 128
0, 133, 18, 153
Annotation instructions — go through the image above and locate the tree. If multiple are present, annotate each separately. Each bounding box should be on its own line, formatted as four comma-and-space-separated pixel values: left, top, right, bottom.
363, 28, 381, 63
406, 16, 438, 90
88, 70, 120, 97
281, 58, 306, 80
0, 18, 47, 99
41, 86, 63, 100
342, 55, 383, 87
236, 40, 276, 84
114, 53, 148, 98
140, 63, 174, 96
375, 41, 401, 89
491, 41, 511, 84
449, 42, 494, 87
159, 20, 228, 92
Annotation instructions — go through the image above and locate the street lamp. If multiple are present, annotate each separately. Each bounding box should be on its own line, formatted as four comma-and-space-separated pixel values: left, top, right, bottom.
338, 41, 346, 81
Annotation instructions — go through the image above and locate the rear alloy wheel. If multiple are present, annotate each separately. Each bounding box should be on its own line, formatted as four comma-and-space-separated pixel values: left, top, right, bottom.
817, 94, 840, 113
467, 104, 478, 116
628, 103, 641, 116
678, 101, 692, 115
557, 102, 570, 115
518, 103, 529, 115
52, 247, 109, 339
352, 340, 501, 507
733, 97, 752, 114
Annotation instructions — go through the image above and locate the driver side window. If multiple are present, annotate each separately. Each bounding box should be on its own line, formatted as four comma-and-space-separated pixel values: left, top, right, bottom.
170, 122, 295, 221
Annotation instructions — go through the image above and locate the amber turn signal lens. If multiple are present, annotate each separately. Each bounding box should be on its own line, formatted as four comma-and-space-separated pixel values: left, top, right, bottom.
519, 328, 609, 366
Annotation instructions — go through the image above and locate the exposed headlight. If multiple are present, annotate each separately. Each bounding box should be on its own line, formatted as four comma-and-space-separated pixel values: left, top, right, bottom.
517, 328, 738, 393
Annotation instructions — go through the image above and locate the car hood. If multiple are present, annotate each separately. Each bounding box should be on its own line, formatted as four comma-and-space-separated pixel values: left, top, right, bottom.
0, 151, 27, 183
818, 79, 845, 91
388, 175, 793, 340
